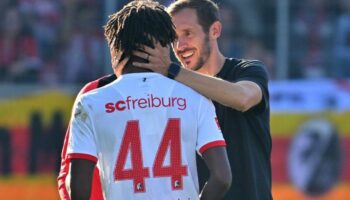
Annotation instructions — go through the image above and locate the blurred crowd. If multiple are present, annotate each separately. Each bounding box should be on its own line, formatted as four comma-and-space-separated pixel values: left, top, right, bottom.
0, 0, 105, 84
0, 0, 349, 84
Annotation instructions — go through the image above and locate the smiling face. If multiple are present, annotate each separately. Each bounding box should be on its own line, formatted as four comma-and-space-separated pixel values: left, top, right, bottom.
171, 8, 211, 71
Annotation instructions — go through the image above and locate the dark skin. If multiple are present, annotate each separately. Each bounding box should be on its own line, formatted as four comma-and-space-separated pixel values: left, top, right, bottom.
70, 146, 231, 200
70, 159, 95, 200
199, 146, 232, 200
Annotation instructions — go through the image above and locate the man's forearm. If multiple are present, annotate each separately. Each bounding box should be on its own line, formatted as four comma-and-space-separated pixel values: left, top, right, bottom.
176, 67, 261, 111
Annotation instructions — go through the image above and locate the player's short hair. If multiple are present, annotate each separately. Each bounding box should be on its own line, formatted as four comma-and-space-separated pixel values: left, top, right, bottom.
167, 0, 220, 33
104, 0, 176, 59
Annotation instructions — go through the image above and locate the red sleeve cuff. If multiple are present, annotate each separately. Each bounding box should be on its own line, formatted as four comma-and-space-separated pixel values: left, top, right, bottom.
199, 140, 226, 154
67, 153, 98, 163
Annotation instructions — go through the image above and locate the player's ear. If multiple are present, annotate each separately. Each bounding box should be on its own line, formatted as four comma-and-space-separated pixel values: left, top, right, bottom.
209, 21, 222, 40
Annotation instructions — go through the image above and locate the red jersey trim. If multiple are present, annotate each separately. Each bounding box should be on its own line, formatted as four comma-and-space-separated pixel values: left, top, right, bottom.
81, 80, 99, 93
67, 153, 98, 163
199, 140, 226, 154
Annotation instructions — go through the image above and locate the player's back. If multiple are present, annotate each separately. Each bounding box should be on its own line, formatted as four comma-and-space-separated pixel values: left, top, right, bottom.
77, 72, 222, 200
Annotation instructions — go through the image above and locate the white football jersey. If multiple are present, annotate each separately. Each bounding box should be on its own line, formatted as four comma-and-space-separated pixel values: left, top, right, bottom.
67, 73, 225, 200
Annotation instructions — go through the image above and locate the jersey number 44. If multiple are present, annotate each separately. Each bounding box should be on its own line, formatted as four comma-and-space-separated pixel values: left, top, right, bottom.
114, 118, 188, 193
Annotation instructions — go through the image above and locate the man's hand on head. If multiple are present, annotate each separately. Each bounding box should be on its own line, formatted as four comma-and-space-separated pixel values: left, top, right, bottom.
133, 42, 172, 76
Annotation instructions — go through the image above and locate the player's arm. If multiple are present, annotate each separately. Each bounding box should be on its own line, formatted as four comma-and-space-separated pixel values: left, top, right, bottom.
132, 44, 263, 112
70, 159, 95, 200
66, 97, 99, 200
195, 96, 232, 199
58, 75, 116, 200
199, 146, 231, 200
57, 81, 100, 200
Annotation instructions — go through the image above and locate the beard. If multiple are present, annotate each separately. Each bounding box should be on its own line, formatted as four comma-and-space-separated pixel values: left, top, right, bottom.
175, 35, 211, 71
192, 35, 211, 71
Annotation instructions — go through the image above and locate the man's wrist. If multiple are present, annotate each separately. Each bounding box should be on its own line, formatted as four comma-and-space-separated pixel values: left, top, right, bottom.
167, 63, 181, 79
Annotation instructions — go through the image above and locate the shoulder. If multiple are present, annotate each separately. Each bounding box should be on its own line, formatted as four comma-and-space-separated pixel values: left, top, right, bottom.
231, 58, 268, 77
78, 74, 117, 96
233, 58, 266, 70
76, 74, 117, 106
172, 78, 212, 110
171, 77, 205, 97
160, 76, 209, 105
220, 58, 268, 80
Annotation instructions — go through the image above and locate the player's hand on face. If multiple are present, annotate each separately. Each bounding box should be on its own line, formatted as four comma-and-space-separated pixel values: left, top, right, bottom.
133, 42, 172, 76
112, 51, 129, 75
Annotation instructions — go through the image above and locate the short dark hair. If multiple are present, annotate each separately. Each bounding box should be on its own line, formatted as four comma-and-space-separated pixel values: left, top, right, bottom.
167, 0, 220, 33
104, 0, 176, 59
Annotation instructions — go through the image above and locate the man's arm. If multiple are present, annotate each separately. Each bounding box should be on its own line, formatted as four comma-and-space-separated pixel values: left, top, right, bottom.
70, 159, 95, 200
132, 44, 262, 112
200, 146, 232, 200
175, 69, 262, 112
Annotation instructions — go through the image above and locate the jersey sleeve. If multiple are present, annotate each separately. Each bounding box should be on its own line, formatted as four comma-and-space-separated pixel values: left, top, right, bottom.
66, 96, 98, 163
236, 60, 270, 113
57, 80, 104, 200
196, 96, 226, 156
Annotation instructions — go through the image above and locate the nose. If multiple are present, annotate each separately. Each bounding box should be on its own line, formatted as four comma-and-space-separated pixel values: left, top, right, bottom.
174, 37, 187, 51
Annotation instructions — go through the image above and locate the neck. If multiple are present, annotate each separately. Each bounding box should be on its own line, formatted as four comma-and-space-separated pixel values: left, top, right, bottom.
122, 66, 152, 74
117, 55, 153, 76
197, 43, 226, 76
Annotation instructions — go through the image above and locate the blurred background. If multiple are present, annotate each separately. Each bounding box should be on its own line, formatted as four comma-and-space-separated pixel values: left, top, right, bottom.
0, 0, 349, 199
